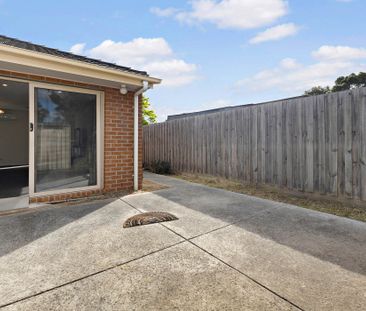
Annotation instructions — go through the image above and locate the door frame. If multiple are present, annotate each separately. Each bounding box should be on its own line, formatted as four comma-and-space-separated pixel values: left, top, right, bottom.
29, 81, 104, 197
0, 75, 104, 199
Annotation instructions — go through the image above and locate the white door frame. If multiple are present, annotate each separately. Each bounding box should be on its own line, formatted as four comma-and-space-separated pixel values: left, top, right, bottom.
28, 81, 104, 197
0, 75, 104, 201
28, 83, 35, 196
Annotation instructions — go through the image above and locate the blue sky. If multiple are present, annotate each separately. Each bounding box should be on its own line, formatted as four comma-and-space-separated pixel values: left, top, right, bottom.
1, 0, 365, 121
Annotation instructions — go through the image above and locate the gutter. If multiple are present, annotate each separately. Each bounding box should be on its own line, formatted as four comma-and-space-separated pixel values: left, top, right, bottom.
0, 44, 162, 86
133, 81, 151, 191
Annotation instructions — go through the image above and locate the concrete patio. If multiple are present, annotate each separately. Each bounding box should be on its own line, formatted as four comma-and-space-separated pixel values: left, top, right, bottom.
0, 172, 365, 310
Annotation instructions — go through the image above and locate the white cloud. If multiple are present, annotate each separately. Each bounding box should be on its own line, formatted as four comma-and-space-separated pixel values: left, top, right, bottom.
142, 59, 198, 86
312, 45, 366, 62
69, 38, 198, 87
150, 7, 179, 17
152, 0, 289, 30
249, 23, 300, 44
237, 45, 366, 93
70, 43, 86, 54
279, 57, 302, 69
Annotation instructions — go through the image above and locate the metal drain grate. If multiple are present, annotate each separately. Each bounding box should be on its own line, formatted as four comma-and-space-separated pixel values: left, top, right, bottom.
123, 211, 178, 228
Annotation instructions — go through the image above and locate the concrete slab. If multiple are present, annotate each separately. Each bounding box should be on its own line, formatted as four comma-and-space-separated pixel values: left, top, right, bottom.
124, 173, 287, 239
0, 195, 28, 212
0, 198, 182, 307
1, 173, 365, 310
2, 242, 297, 311
192, 206, 366, 311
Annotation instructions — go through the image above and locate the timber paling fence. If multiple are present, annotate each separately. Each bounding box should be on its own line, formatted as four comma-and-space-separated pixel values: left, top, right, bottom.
143, 87, 366, 201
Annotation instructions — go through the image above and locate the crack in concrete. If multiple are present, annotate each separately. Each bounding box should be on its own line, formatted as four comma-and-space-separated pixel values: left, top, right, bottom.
1, 196, 302, 310
121, 197, 305, 311
0, 240, 185, 309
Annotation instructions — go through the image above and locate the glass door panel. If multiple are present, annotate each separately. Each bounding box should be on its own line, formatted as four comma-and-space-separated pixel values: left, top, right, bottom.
35, 88, 97, 192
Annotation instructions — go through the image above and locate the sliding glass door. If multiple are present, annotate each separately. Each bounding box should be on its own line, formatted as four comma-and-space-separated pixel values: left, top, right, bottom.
34, 87, 98, 192
1, 77, 102, 204
28, 83, 102, 195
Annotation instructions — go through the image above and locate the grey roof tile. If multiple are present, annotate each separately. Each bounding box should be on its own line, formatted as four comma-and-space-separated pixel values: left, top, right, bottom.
0, 35, 148, 77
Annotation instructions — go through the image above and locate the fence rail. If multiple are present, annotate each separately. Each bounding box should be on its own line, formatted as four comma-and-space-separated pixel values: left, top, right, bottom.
143, 87, 366, 201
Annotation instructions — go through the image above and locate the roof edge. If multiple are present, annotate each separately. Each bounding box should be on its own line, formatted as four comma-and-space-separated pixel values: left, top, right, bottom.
0, 44, 161, 86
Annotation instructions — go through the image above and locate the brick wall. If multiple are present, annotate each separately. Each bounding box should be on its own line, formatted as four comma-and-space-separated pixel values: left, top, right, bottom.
0, 70, 143, 203
103, 87, 143, 192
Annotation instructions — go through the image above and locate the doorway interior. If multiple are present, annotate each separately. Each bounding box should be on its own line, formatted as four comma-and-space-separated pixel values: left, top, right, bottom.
0, 77, 102, 212
0, 78, 29, 212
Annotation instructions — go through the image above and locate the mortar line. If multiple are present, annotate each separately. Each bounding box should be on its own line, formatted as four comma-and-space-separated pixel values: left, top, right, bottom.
0, 240, 185, 309
122, 198, 305, 311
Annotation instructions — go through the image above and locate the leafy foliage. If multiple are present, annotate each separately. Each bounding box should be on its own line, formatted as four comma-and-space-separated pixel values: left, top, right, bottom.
304, 72, 366, 96
142, 96, 157, 125
332, 72, 366, 92
304, 86, 331, 96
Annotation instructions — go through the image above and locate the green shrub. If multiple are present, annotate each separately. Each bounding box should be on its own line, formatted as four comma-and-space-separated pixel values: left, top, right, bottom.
148, 160, 172, 175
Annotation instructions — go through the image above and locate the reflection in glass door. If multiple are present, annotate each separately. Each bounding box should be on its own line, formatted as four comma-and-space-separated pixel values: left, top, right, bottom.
34, 87, 97, 192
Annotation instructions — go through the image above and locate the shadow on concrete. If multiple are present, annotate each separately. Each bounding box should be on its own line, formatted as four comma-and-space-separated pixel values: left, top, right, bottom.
0, 198, 115, 258
147, 175, 366, 276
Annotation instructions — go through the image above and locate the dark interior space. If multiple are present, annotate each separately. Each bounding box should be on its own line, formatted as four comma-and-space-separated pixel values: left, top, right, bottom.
0, 167, 28, 198
0, 79, 29, 206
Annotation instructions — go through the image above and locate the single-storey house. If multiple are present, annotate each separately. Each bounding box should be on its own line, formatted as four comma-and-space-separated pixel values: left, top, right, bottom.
0, 35, 161, 212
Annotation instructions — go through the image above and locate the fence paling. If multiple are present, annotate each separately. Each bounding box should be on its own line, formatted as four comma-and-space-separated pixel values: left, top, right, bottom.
143, 87, 366, 201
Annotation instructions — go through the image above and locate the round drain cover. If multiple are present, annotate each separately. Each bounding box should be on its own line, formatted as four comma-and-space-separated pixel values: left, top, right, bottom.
123, 211, 178, 228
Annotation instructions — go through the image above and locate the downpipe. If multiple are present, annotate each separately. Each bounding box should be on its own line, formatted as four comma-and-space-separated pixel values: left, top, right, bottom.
133, 81, 150, 191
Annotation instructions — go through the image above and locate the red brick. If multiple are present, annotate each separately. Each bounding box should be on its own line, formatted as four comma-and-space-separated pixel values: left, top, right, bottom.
0, 70, 143, 203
